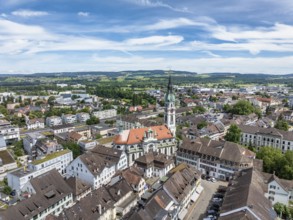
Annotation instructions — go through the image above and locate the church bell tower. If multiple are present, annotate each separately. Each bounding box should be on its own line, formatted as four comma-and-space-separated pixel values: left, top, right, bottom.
164, 75, 176, 136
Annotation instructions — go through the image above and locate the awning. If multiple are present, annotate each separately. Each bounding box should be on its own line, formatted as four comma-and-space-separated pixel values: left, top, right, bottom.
196, 185, 204, 194
190, 191, 200, 202
178, 208, 188, 220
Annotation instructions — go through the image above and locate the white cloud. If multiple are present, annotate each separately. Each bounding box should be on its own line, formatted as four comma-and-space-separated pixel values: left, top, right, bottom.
11, 9, 49, 17
142, 17, 213, 31
1, 13, 7, 17
1, 54, 293, 74
78, 12, 89, 17
126, 35, 183, 46
132, 0, 191, 13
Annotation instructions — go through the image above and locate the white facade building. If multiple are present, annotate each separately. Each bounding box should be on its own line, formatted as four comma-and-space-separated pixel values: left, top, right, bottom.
176, 138, 255, 180
66, 153, 116, 189
0, 125, 20, 144
92, 109, 117, 120
76, 112, 90, 123
46, 116, 62, 127
264, 173, 293, 206
7, 149, 73, 194
239, 125, 293, 152
62, 114, 77, 124
26, 118, 45, 130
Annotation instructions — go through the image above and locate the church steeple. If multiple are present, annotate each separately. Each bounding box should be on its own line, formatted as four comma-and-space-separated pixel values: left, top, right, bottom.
164, 75, 176, 136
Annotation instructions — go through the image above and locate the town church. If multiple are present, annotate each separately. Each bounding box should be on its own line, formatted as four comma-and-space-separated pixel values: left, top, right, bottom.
113, 76, 177, 166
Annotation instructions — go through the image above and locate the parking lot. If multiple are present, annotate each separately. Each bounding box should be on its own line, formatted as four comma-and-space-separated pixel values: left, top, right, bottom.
185, 179, 228, 220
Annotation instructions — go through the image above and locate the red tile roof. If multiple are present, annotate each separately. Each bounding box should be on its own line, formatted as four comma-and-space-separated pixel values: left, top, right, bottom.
114, 125, 173, 145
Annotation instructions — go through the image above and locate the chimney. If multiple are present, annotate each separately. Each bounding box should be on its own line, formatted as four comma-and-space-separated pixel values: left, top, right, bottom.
117, 190, 121, 196
98, 204, 102, 214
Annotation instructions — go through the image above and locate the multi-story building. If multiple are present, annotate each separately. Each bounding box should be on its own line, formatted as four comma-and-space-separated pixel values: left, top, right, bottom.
0, 125, 20, 144
0, 149, 17, 180
7, 149, 73, 194
219, 168, 277, 220
66, 154, 116, 190
25, 118, 45, 130
46, 116, 62, 127
76, 112, 90, 123
4, 169, 73, 220
134, 152, 174, 178
262, 172, 293, 206
113, 126, 177, 166
128, 164, 202, 220
239, 125, 293, 152
66, 150, 117, 189
113, 77, 177, 166
62, 114, 77, 124
23, 132, 46, 157
34, 138, 63, 158
52, 124, 75, 134
176, 138, 255, 180
92, 109, 117, 120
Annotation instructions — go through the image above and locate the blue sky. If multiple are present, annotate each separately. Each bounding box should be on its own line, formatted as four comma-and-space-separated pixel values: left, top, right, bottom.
0, 0, 293, 74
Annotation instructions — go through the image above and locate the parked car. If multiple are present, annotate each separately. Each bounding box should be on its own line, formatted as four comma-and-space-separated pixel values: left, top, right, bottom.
211, 177, 217, 182
212, 197, 222, 202
207, 210, 216, 215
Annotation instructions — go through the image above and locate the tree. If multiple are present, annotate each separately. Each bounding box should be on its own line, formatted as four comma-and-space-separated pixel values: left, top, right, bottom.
86, 116, 100, 125
224, 124, 241, 143
230, 100, 255, 115
192, 106, 206, 114
197, 121, 208, 129
62, 142, 81, 159
13, 140, 24, 157
275, 119, 289, 131
256, 147, 283, 178
3, 186, 12, 195
48, 96, 56, 106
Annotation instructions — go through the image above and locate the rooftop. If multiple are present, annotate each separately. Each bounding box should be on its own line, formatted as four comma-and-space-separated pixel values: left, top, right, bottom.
31, 149, 71, 165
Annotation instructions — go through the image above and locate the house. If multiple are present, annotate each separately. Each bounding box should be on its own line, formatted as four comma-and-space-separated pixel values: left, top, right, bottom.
113, 166, 146, 197
0, 149, 17, 180
59, 178, 137, 220
34, 138, 63, 158
65, 177, 91, 201
76, 112, 90, 123
66, 150, 117, 189
176, 138, 255, 180
89, 145, 128, 171
219, 168, 277, 220
78, 139, 97, 151
134, 152, 174, 178
73, 126, 91, 139
262, 172, 293, 206
283, 110, 293, 122
46, 116, 62, 127
26, 118, 45, 130
23, 132, 46, 157
3, 169, 73, 220
239, 125, 293, 152
0, 125, 20, 144
7, 149, 73, 194
52, 124, 75, 134
128, 164, 202, 220
67, 131, 86, 143
62, 114, 77, 124
92, 109, 117, 120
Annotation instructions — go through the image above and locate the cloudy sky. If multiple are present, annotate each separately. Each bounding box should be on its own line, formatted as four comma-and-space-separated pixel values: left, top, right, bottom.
0, 0, 293, 74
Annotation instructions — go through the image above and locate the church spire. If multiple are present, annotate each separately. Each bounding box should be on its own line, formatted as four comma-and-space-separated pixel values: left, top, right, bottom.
167, 75, 173, 93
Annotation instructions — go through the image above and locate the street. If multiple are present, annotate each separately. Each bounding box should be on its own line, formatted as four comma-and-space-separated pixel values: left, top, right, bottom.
185, 180, 228, 220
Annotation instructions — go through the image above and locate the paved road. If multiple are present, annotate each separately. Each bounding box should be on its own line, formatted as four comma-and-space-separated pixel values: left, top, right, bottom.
185, 180, 228, 220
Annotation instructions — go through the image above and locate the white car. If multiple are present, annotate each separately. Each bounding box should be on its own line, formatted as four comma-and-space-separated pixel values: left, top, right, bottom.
211, 177, 217, 182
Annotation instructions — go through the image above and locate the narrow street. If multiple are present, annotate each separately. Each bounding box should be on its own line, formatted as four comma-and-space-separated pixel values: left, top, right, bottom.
185, 180, 228, 220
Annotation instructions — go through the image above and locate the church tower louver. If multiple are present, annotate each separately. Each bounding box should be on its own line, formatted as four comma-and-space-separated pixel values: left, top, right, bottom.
164, 75, 176, 136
